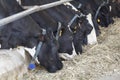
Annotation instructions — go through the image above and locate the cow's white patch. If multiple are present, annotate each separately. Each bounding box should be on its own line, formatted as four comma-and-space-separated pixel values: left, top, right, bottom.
72, 42, 77, 56
16, 46, 39, 63
16, 0, 21, 5
64, 2, 78, 11
59, 42, 77, 60
24, 47, 36, 57
87, 13, 98, 44
109, 6, 112, 12
24, 46, 39, 63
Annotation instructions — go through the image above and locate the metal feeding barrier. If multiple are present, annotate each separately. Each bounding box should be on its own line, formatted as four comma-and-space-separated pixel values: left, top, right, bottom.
28, 29, 46, 70
0, 0, 73, 27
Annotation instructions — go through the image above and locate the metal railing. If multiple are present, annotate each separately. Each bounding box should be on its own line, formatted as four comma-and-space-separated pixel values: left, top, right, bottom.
0, 0, 73, 27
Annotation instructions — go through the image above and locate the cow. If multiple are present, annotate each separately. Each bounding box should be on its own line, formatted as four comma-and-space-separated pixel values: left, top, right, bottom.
96, 3, 114, 27
0, 0, 63, 73
37, 27, 63, 73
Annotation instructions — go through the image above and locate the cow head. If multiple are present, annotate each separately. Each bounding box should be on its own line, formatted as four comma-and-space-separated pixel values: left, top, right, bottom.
58, 26, 73, 55
72, 16, 93, 54
37, 28, 63, 73
96, 4, 114, 27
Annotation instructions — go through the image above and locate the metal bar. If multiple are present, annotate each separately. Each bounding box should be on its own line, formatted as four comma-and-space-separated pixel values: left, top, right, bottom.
68, 14, 79, 27
22, 6, 35, 9
56, 22, 62, 40
0, 0, 73, 27
94, 1, 107, 20
28, 29, 46, 70
16, 0, 21, 5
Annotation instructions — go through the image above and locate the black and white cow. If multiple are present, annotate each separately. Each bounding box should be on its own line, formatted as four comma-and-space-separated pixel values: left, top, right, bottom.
0, 0, 63, 73
21, 0, 78, 59
62, 0, 98, 45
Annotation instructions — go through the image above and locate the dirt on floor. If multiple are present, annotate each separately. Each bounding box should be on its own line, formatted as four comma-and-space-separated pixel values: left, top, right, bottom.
23, 18, 120, 80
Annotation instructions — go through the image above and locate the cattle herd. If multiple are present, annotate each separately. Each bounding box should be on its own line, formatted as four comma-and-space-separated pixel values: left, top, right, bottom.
0, 0, 120, 73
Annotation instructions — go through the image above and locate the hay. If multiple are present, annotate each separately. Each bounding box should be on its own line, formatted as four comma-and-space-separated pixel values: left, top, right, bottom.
23, 18, 120, 80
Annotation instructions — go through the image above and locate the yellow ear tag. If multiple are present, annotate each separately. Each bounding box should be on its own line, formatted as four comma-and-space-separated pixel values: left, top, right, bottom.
73, 26, 77, 33
97, 19, 100, 23
59, 30, 62, 36
74, 26, 77, 30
